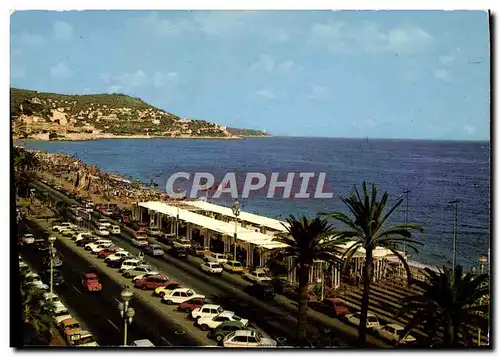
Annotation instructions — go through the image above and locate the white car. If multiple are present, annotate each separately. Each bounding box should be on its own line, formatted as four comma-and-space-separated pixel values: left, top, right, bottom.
131, 339, 155, 347
120, 259, 142, 272
96, 218, 111, 228
200, 262, 223, 274
133, 271, 161, 281
243, 270, 272, 283
172, 238, 192, 248
111, 225, 121, 235
91, 242, 115, 254
144, 244, 164, 257
206, 252, 228, 265
345, 312, 380, 328
162, 288, 205, 305
85, 239, 112, 251
123, 265, 154, 278
25, 273, 49, 290
74, 232, 93, 242
191, 304, 224, 320
223, 330, 277, 348
105, 251, 131, 262
95, 225, 110, 236
196, 311, 248, 331
71, 330, 99, 347
133, 238, 149, 248
373, 323, 417, 344
147, 227, 162, 237
42, 292, 61, 306
51, 301, 73, 324
22, 233, 35, 245
52, 222, 77, 232
102, 209, 114, 216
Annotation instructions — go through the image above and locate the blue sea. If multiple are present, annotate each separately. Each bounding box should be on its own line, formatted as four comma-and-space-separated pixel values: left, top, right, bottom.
19, 137, 490, 269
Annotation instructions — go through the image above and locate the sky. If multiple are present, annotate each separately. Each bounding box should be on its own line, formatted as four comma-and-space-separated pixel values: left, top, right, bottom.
10, 10, 490, 140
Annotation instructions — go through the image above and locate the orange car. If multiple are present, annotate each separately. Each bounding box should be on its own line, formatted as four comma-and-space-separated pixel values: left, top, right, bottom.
59, 318, 82, 342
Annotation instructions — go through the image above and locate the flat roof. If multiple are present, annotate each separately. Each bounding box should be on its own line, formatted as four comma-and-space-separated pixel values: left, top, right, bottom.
181, 200, 290, 232
139, 201, 288, 250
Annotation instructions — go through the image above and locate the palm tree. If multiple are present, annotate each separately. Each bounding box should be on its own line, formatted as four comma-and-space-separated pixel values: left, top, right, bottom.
397, 265, 489, 347
273, 215, 343, 345
14, 147, 40, 197
321, 182, 424, 346
20, 271, 56, 346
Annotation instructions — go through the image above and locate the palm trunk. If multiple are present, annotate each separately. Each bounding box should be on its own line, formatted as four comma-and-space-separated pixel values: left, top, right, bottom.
297, 263, 310, 345
358, 249, 373, 347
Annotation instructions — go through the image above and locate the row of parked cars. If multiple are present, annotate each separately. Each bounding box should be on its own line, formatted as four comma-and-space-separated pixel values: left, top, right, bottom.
56, 219, 278, 348
19, 253, 98, 346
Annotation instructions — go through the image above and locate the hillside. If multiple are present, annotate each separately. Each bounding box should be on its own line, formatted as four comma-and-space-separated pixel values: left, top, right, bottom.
10, 88, 269, 140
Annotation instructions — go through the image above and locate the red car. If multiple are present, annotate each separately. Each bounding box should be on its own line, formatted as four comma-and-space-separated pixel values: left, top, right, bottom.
134, 275, 171, 290
97, 247, 121, 259
177, 296, 205, 313
321, 298, 349, 317
82, 273, 102, 292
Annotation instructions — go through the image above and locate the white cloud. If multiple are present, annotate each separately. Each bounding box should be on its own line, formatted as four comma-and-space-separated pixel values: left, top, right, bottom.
50, 62, 72, 80
308, 85, 331, 100
53, 21, 74, 41
11, 66, 25, 79
434, 69, 449, 81
13, 32, 45, 46
439, 54, 455, 66
250, 55, 300, 73
255, 89, 275, 99
103, 70, 178, 90
309, 21, 434, 55
119, 70, 147, 88
464, 125, 476, 135
130, 12, 193, 37
193, 11, 255, 36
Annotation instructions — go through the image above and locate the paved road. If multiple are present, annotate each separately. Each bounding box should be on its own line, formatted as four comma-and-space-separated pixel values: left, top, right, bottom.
30, 180, 390, 348
19, 218, 203, 347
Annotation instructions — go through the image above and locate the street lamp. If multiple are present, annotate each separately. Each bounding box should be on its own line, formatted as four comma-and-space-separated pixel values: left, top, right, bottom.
48, 236, 57, 296
118, 287, 135, 346
448, 200, 460, 277
232, 198, 241, 261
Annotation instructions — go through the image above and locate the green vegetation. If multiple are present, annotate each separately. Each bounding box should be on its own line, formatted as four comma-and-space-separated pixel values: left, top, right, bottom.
14, 146, 40, 197
398, 265, 489, 347
321, 182, 424, 346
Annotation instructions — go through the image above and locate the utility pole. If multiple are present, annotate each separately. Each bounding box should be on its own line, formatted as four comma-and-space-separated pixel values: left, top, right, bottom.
449, 200, 460, 277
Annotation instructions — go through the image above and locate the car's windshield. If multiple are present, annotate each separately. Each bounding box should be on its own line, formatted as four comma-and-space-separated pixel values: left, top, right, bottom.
54, 310, 69, 317
367, 316, 378, 323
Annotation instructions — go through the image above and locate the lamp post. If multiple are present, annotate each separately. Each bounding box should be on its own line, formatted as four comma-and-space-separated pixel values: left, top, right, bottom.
118, 287, 135, 346
448, 200, 460, 277
48, 236, 56, 296
232, 198, 241, 261
176, 206, 180, 240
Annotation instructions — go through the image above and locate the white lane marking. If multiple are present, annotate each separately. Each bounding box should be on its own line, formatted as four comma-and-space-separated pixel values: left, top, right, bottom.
161, 336, 172, 346
108, 319, 119, 330
72, 286, 82, 294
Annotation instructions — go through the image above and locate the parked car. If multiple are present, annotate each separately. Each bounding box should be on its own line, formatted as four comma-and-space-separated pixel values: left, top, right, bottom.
244, 283, 276, 301
50, 302, 72, 324
95, 218, 111, 228
120, 259, 142, 272
133, 238, 149, 248
177, 297, 205, 313
372, 323, 416, 345
59, 318, 83, 343
243, 269, 272, 284
223, 260, 244, 273
69, 330, 99, 347
110, 225, 121, 235
91, 242, 115, 254
188, 244, 206, 256
85, 239, 112, 251
196, 311, 248, 331
134, 275, 171, 290
123, 265, 155, 279
154, 281, 183, 297
130, 339, 155, 347
77, 236, 98, 247
208, 321, 253, 344
190, 304, 224, 320
147, 227, 163, 238
52, 222, 77, 233
106, 256, 130, 269
344, 312, 380, 328
74, 232, 93, 242
97, 247, 122, 259
162, 288, 205, 305
42, 269, 65, 286
312, 298, 350, 318
200, 261, 223, 274
22, 233, 35, 245
42, 292, 61, 306
101, 209, 114, 216
25, 272, 49, 290
81, 273, 102, 292
222, 330, 277, 348
95, 226, 110, 237
133, 271, 161, 281
144, 244, 164, 257
172, 238, 192, 248
104, 250, 131, 263
19, 261, 30, 274
206, 252, 228, 265
61, 229, 77, 237
169, 246, 188, 258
